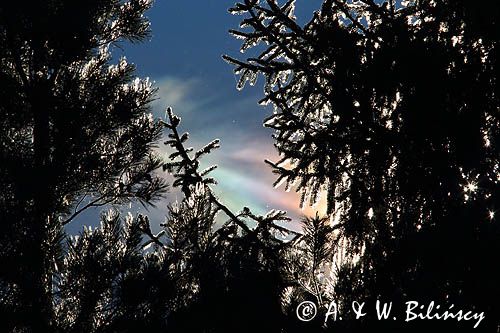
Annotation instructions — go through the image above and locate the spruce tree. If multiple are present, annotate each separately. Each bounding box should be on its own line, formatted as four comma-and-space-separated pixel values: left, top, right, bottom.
0, 1, 167, 331
160, 107, 301, 333
225, 0, 499, 331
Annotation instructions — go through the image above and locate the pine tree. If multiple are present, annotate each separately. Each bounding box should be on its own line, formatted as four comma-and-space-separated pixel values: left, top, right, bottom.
54, 211, 173, 332
0, 1, 167, 330
225, 1, 499, 331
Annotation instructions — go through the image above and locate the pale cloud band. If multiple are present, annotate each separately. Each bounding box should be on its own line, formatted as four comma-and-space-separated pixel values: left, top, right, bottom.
151, 75, 320, 229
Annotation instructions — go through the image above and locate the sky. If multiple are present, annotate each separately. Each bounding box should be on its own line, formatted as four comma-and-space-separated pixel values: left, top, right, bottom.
68, 0, 326, 234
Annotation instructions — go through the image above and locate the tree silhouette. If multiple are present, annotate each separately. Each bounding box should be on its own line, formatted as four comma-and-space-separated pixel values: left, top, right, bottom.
226, 0, 499, 331
0, 1, 167, 331
52, 212, 174, 332
160, 107, 301, 333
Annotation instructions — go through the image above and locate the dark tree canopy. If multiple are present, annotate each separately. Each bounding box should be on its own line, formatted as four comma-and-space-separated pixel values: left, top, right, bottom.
0, 1, 167, 331
226, 0, 499, 331
157, 108, 298, 333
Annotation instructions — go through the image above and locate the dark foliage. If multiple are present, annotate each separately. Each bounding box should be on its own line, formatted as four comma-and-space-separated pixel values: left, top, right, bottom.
160, 107, 301, 333
226, 0, 499, 331
0, 1, 167, 331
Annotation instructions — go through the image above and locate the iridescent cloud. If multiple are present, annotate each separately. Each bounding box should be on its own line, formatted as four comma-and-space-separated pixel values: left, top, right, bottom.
152, 75, 327, 230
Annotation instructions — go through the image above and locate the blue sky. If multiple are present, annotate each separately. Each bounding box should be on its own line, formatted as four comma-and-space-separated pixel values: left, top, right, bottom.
68, 0, 325, 234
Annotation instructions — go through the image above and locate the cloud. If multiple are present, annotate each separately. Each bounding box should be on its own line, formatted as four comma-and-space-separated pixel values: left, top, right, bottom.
67, 74, 323, 235
150, 74, 323, 231
151, 76, 208, 116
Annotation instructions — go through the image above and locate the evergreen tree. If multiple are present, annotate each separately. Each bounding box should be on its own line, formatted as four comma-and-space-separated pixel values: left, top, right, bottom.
226, 0, 499, 331
53, 211, 174, 332
0, 1, 167, 331
160, 108, 301, 333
